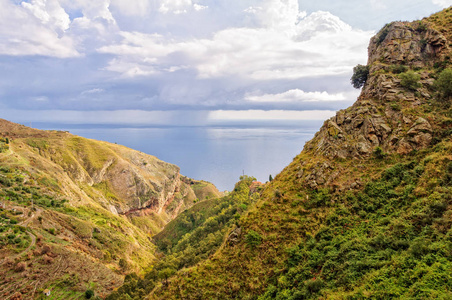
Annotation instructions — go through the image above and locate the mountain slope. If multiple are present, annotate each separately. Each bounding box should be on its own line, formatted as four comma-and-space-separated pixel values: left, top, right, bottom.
107, 176, 261, 300
0, 120, 220, 299
149, 7, 452, 299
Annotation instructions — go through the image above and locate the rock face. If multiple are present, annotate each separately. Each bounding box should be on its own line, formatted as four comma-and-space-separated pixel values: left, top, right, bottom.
227, 227, 242, 246
299, 14, 451, 190
367, 21, 448, 69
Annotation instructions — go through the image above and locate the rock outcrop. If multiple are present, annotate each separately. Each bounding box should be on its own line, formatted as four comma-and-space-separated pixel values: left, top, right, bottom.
299, 12, 451, 190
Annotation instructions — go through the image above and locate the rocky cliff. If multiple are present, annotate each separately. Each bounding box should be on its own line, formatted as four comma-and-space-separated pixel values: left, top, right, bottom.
299, 11, 451, 190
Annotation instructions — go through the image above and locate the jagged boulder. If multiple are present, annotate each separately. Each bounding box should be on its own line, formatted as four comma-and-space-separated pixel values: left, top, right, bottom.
227, 227, 242, 246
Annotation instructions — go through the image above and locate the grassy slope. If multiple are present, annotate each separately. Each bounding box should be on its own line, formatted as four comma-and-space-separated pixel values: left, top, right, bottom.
0, 121, 219, 299
106, 176, 260, 300
149, 8, 452, 300
0, 135, 157, 299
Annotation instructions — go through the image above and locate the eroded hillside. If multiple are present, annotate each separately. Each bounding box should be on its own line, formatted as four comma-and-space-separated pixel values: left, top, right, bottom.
0, 120, 220, 299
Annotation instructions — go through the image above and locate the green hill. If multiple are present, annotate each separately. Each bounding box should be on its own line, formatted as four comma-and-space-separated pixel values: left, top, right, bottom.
144, 7, 452, 300
107, 175, 260, 300
0, 120, 220, 299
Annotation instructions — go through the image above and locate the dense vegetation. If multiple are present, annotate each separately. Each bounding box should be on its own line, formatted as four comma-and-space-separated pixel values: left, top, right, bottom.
148, 117, 452, 299
0, 165, 66, 208
106, 176, 259, 300
259, 158, 452, 299
0, 211, 30, 252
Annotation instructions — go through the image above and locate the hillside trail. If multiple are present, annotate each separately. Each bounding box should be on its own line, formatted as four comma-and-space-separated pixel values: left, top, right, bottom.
0, 145, 23, 166
0, 207, 42, 265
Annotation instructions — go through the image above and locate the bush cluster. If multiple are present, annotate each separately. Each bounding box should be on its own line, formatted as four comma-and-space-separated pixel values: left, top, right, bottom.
399, 71, 421, 90
435, 68, 452, 99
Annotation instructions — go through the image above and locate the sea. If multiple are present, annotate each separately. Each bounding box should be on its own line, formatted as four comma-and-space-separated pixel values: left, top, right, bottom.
34, 122, 323, 191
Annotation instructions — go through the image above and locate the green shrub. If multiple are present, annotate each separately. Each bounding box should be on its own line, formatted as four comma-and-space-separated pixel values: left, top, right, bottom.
351, 64, 370, 89
416, 21, 427, 32
399, 71, 421, 90
308, 189, 331, 208
0, 176, 12, 187
435, 68, 452, 99
245, 230, 262, 248
305, 278, 325, 294
119, 258, 129, 271
373, 146, 387, 159
85, 289, 94, 299
390, 102, 401, 111
390, 65, 408, 74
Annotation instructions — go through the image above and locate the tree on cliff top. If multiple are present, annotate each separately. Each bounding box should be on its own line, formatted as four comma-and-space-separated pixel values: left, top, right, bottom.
351, 64, 370, 89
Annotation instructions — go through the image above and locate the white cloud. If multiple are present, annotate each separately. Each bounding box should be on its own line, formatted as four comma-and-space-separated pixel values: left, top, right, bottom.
32, 96, 50, 102
245, 89, 346, 103
0, 0, 78, 57
250, 0, 306, 31
21, 0, 70, 33
159, 0, 192, 14
294, 11, 352, 40
193, 4, 207, 11
98, 7, 372, 80
63, 0, 116, 23
110, 0, 153, 16
81, 88, 104, 95
0, 0, 445, 127
432, 0, 452, 8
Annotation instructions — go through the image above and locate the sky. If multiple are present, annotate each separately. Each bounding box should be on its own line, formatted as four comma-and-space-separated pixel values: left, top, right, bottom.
0, 0, 450, 127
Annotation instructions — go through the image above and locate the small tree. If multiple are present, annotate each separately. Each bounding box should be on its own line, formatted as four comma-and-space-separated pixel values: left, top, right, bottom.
399, 71, 421, 90
351, 64, 370, 89
158, 267, 176, 285
269, 174, 273, 182
119, 258, 129, 271
85, 289, 94, 299
435, 68, 452, 99
245, 230, 262, 248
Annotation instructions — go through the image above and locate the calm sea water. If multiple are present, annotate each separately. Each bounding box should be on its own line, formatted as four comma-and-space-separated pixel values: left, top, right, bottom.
36, 123, 322, 191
